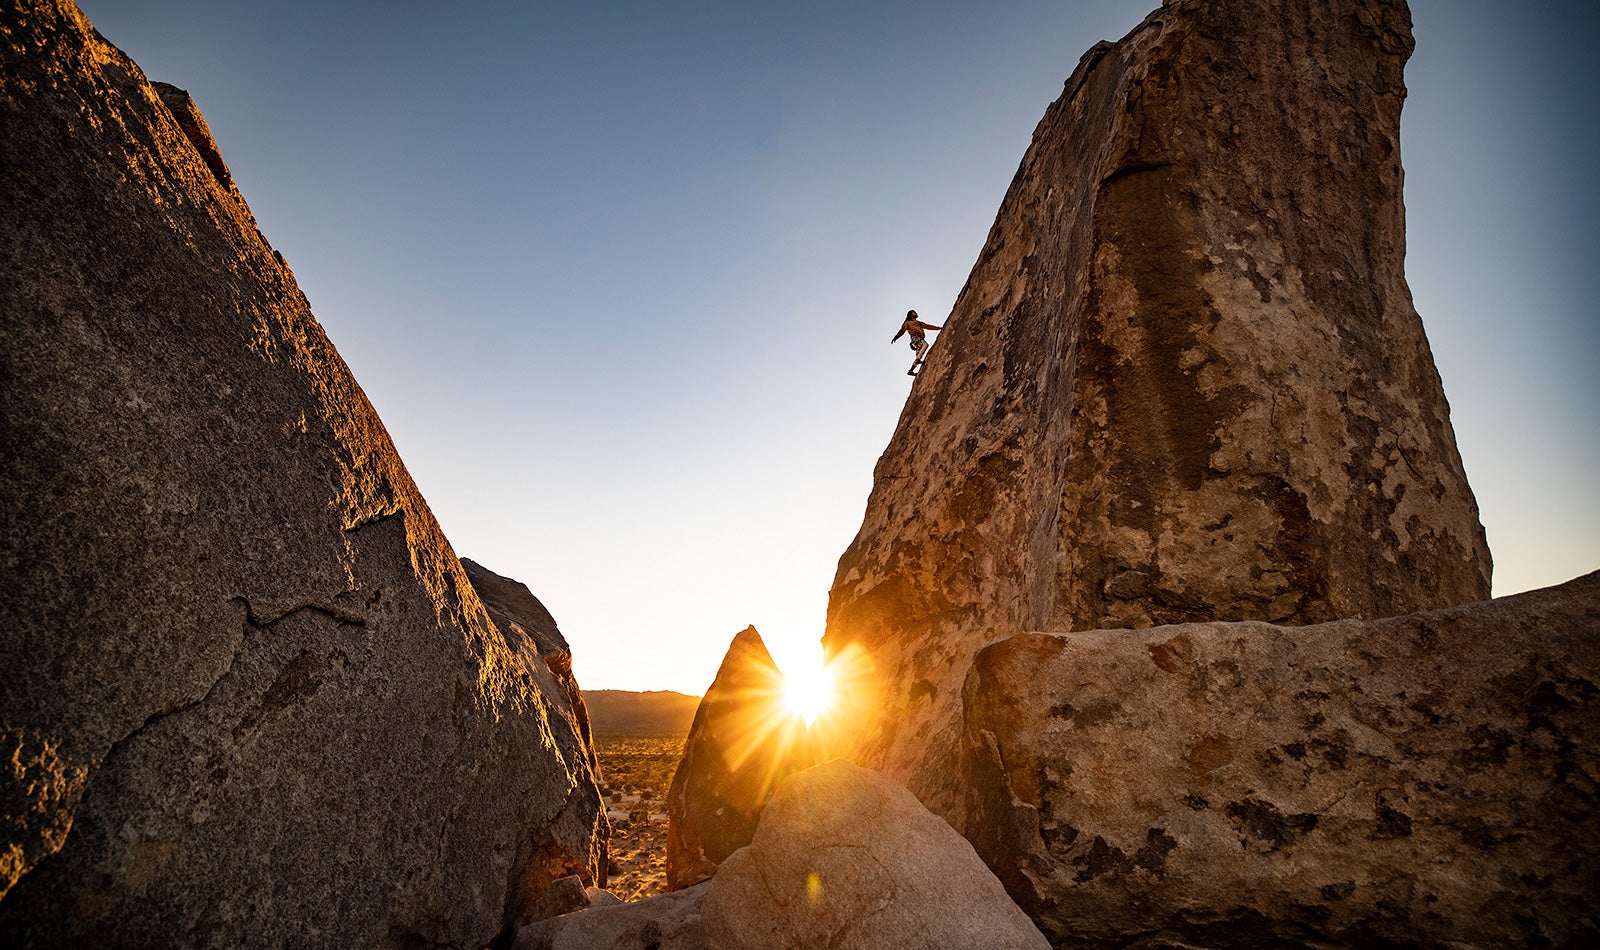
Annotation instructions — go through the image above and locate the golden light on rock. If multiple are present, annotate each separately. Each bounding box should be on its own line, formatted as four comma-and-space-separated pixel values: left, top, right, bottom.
667, 629, 882, 890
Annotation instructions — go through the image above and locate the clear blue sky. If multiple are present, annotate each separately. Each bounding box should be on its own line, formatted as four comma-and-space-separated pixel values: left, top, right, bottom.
77, 1, 1598, 694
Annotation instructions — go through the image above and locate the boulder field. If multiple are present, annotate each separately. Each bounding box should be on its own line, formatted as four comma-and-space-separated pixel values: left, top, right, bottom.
5, 0, 1594, 946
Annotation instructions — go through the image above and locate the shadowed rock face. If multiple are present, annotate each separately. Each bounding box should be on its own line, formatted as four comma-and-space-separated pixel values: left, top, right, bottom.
823, 0, 1490, 824
962, 572, 1600, 947
665, 627, 817, 890
0, 2, 603, 945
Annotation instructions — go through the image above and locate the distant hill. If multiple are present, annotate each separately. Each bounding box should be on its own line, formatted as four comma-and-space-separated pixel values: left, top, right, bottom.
585, 689, 701, 735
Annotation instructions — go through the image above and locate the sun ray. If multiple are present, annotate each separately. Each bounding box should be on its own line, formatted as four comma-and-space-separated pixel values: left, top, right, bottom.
782, 659, 835, 727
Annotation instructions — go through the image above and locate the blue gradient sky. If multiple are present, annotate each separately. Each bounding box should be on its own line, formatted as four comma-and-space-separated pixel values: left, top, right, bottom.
78, 1, 1597, 694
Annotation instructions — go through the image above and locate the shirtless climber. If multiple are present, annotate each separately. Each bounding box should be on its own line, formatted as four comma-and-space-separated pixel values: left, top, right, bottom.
892, 310, 943, 377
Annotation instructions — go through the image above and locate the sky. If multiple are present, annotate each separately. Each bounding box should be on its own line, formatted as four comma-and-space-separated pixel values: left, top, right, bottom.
77, 1, 1598, 695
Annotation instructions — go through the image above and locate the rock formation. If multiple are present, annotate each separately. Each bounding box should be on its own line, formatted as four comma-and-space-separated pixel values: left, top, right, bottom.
0, 2, 603, 945
463, 557, 601, 777
514, 881, 709, 950
534, 761, 1051, 950
516, 874, 621, 930
701, 760, 1050, 950
822, 0, 1491, 824
962, 571, 1600, 947
665, 627, 817, 890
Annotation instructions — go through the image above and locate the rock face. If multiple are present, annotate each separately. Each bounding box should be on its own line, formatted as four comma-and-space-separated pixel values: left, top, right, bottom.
665, 627, 815, 890
701, 760, 1050, 950
149, 80, 251, 217
962, 572, 1600, 947
463, 557, 601, 778
0, 2, 603, 946
822, 0, 1491, 823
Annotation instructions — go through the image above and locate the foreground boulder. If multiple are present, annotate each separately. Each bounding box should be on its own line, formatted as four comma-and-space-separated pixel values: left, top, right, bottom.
962, 572, 1600, 947
514, 881, 709, 950
701, 760, 1049, 949
822, 0, 1491, 823
0, 2, 602, 945
665, 627, 816, 889
535, 762, 1049, 949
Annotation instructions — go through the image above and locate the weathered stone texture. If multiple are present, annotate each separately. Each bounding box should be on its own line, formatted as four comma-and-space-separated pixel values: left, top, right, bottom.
149, 80, 250, 217
822, 0, 1490, 823
463, 557, 601, 779
665, 627, 817, 890
700, 760, 1050, 950
0, 2, 602, 945
519, 875, 600, 930
962, 572, 1600, 947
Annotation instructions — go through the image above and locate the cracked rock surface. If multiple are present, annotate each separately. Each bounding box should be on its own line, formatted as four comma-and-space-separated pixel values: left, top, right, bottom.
962, 572, 1600, 947
0, 1, 603, 945
700, 760, 1048, 950
822, 0, 1490, 828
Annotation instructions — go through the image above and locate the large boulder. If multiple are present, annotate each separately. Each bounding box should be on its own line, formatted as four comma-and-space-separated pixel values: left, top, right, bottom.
961, 572, 1600, 947
665, 627, 816, 889
700, 760, 1049, 950
822, 0, 1491, 823
0, 2, 603, 945
463, 557, 601, 778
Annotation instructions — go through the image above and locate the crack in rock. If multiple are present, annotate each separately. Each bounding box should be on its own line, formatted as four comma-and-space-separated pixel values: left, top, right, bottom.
235, 594, 367, 628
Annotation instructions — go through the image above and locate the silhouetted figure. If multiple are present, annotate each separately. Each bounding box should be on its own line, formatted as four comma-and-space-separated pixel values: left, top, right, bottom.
892, 310, 943, 376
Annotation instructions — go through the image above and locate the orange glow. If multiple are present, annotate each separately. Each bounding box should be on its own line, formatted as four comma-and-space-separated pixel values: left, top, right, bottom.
789, 642, 876, 754
782, 659, 835, 727
699, 642, 879, 810
720, 639, 876, 780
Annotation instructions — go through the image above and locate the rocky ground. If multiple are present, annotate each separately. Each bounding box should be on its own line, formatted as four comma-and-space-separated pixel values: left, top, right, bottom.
593, 734, 684, 901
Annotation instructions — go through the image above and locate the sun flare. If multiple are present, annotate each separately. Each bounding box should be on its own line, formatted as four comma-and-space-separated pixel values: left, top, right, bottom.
781, 660, 835, 727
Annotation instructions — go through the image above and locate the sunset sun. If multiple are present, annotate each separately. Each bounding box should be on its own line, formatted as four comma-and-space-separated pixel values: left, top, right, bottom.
782, 660, 835, 727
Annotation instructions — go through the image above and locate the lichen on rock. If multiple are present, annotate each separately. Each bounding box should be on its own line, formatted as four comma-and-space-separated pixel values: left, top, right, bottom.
961, 572, 1600, 947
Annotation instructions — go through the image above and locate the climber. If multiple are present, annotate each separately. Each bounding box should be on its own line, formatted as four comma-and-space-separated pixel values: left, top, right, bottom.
892, 310, 943, 377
